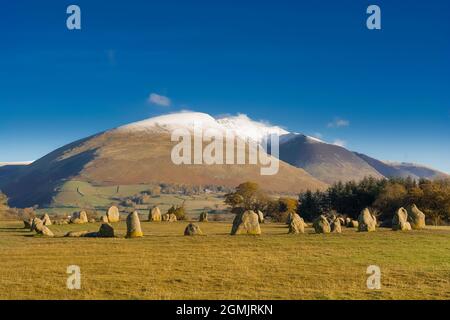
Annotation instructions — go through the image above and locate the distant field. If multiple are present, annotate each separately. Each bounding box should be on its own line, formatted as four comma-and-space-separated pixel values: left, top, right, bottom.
40, 180, 228, 219
0, 220, 449, 300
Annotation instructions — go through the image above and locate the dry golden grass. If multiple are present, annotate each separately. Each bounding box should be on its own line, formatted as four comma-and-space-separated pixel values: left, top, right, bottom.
0, 220, 449, 300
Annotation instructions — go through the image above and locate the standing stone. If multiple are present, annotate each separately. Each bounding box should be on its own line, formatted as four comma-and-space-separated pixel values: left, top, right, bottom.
392, 208, 412, 231
331, 218, 342, 233
327, 214, 337, 225
33, 219, 54, 237
286, 212, 296, 225
406, 204, 426, 229
41, 213, 52, 226
199, 211, 208, 222
338, 217, 345, 227
70, 211, 89, 224
149, 207, 162, 222
231, 210, 261, 235
162, 213, 169, 221
184, 223, 203, 236
107, 206, 120, 223
288, 213, 305, 234
89, 218, 96, 223
126, 211, 143, 238
358, 208, 377, 232
257, 210, 265, 224
100, 215, 109, 223
98, 223, 115, 238
168, 213, 177, 222
313, 215, 331, 234
31, 217, 43, 231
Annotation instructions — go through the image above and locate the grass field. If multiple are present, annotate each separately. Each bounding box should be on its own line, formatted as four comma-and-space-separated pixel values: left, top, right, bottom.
0, 220, 449, 300
39, 180, 228, 219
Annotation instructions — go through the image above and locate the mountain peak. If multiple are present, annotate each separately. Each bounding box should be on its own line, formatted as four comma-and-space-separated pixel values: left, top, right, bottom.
217, 114, 289, 142
116, 111, 292, 143
116, 111, 220, 133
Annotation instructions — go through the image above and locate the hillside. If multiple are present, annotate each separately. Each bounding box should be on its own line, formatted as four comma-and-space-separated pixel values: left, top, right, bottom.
354, 152, 449, 180
278, 134, 384, 184
1, 115, 327, 207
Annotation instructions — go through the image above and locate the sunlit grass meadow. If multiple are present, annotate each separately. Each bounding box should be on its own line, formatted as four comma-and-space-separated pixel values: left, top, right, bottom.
0, 220, 449, 300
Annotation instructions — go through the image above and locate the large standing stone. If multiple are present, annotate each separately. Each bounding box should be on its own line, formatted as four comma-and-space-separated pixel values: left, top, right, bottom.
313, 215, 331, 234
199, 211, 208, 222
257, 210, 265, 224
231, 210, 261, 235
358, 208, 377, 232
41, 213, 52, 226
107, 206, 120, 223
149, 207, 162, 222
126, 211, 143, 238
406, 204, 426, 229
70, 211, 89, 224
98, 223, 115, 237
392, 208, 412, 231
184, 223, 203, 236
288, 213, 305, 234
331, 218, 342, 233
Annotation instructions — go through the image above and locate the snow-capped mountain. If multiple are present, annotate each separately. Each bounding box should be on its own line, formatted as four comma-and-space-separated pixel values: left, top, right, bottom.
1, 111, 327, 207
217, 114, 289, 143
2, 111, 447, 207
113, 111, 449, 183
118, 111, 324, 145
117, 112, 222, 133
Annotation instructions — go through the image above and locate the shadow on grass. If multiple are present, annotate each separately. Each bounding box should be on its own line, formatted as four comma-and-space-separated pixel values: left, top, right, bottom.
0, 227, 29, 232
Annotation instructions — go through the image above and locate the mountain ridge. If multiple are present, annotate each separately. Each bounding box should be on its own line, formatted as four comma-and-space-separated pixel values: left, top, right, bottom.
0, 111, 447, 207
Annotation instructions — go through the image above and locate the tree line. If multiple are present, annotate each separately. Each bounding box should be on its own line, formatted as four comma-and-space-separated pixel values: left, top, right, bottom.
225, 178, 450, 225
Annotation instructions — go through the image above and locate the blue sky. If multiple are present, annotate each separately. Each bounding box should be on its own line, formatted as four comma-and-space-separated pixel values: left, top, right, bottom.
0, 0, 449, 172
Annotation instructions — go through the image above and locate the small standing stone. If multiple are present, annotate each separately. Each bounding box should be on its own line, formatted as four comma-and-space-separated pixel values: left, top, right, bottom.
288, 213, 305, 234
231, 210, 261, 235
149, 207, 162, 222
184, 223, 203, 236
331, 218, 342, 233
358, 208, 377, 232
107, 206, 120, 223
313, 215, 331, 234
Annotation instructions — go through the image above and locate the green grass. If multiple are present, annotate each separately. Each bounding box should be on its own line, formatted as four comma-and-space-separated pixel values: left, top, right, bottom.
0, 220, 449, 300
40, 180, 227, 219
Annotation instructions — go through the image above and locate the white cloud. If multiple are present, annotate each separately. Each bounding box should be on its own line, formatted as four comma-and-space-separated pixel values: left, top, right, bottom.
328, 118, 350, 128
332, 139, 346, 147
148, 93, 171, 107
